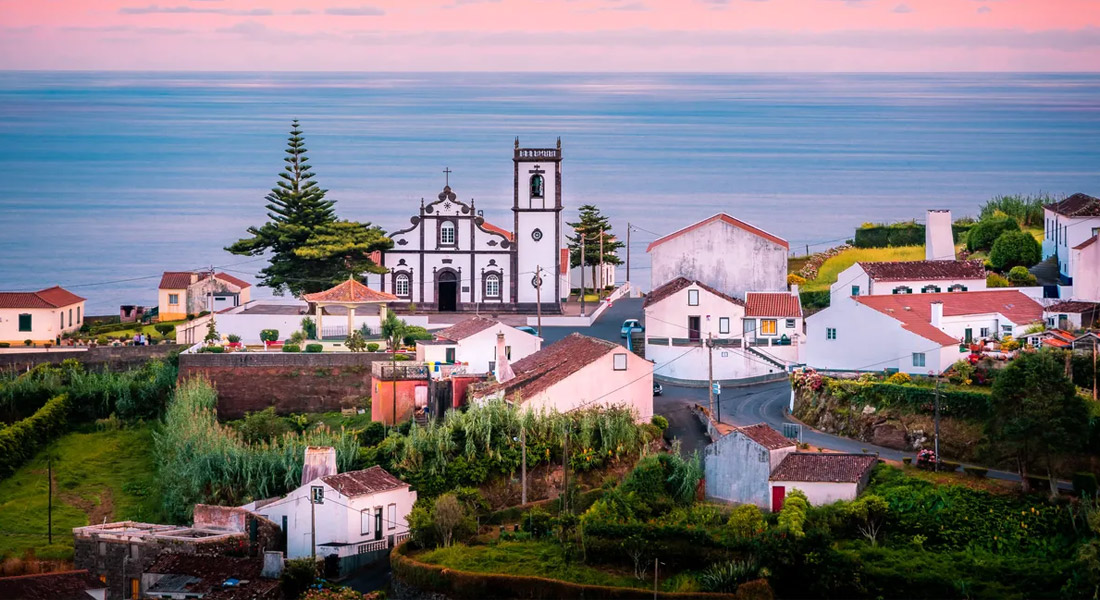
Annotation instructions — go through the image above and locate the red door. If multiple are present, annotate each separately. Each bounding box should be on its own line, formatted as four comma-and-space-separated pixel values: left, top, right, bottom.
771, 486, 786, 512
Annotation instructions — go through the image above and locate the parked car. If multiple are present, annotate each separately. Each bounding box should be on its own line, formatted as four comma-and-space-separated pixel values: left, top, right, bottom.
621, 319, 643, 338
516, 326, 539, 336
653, 381, 663, 396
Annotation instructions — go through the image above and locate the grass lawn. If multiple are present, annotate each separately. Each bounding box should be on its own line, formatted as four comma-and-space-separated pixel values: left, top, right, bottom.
0, 425, 165, 560
802, 246, 926, 292
91, 319, 186, 341
312, 410, 372, 431
415, 540, 647, 590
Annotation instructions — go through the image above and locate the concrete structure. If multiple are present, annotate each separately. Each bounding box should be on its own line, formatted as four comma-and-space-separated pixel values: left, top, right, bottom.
157, 271, 251, 321
142, 554, 280, 599
470, 332, 653, 422
647, 213, 788, 299
829, 260, 987, 305
373, 140, 565, 313
1069, 233, 1100, 301
0, 286, 86, 346
0, 570, 108, 600
1043, 301, 1100, 331
570, 262, 617, 291
805, 290, 1043, 375
243, 465, 416, 567
704, 423, 796, 510
1042, 193, 1100, 285
301, 278, 398, 341
769, 453, 877, 511
643, 277, 792, 383
925, 209, 956, 261
415, 316, 542, 375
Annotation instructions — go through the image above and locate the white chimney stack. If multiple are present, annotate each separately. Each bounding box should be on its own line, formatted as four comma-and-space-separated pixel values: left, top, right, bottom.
925, 210, 955, 261
930, 301, 944, 329
494, 332, 515, 383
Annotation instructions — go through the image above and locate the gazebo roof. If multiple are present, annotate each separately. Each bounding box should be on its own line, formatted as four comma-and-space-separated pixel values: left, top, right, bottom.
302, 279, 398, 304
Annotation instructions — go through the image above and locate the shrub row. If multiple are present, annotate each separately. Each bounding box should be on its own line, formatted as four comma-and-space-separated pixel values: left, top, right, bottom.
826, 380, 992, 419
852, 222, 974, 249
0, 394, 70, 478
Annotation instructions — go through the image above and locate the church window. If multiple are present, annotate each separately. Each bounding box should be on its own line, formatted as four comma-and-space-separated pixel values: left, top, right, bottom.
485, 274, 500, 298
440, 221, 456, 246
530, 174, 544, 198
395, 274, 410, 297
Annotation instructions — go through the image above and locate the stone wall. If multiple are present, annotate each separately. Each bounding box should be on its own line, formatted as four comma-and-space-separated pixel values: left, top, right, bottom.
0, 344, 182, 373
179, 351, 394, 419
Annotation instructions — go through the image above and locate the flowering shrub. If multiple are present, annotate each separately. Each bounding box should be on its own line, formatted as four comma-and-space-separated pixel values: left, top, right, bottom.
790, 368, 825, 391
796, 244, 851, 281
787, 273, 807, 287
886, 371, 911, 385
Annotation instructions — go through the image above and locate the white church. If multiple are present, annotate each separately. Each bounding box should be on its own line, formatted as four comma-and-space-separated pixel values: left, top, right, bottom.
373, 139, 568, 314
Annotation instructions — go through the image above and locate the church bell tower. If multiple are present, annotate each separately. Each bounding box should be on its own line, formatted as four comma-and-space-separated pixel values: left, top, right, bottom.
512, 137, 563, 310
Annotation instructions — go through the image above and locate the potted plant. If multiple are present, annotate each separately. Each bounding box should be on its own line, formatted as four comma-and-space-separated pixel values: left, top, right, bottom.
260, 329, 280, 350
226, 334, 242, 349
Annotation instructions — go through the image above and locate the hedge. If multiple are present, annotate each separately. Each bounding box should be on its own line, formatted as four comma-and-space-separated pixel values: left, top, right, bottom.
825, 380, 992, 419
0, 394, 70, 478
854, 223, 924, 248
282, 344, 301, 353
391, 540, 753, 600
799, 290, 830, 313
305, 343, 324, 353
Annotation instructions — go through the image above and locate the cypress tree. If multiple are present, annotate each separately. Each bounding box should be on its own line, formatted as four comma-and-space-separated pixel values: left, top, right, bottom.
567, 204, 624, 294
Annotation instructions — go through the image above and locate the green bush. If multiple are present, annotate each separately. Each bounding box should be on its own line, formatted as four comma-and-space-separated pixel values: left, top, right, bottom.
154, 323, 175, 337
727, 504, 765, 538
394, 353, 412, 361
226, 334, 241, 343
300, 317, 317, 340
902, 457, 912, 465
986, 272, 1010, 288
282, 344, 301, 353
979, 194, 1050, 227
853, 222, 924, 248
963, 466, 988, 478
236, 407, 292, 443
305, 343, 323, 353
650, 415, 669, 431
1072, 472, 1098, 498
698, 559, 759, 593
0, 394, 70, 478
198, 346, 225, 353
367, 342, 380, 352
776, 489, 808, 537
799, 290, 830, 312
281, 557, 319, 598
967, 215, 1019, 252
816, 379, 992, 419
402, 326, 434, 347
989, 230, 1041, 270
260, 329, 280, 343
1007, 265, 1038, 286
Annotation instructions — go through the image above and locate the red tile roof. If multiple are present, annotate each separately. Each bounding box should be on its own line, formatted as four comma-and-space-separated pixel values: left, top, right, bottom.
146, 554, 280, 600
479, 221, 514, 242
734, 423, 795, 450
859, 260, 987, 282
769, 453, 877, 483
0, 570, 106, 600
744, 292, 802, 318
1074, 234, 1098, 250
472, 333, 624, 401
0, 286, 86, 309
435, 316, 502, 342
646, 213, 789, 252
1045, 301, 1100, 314
321, 466, 408, 498
302, 279, 399, 303
643, 277, 744, 309
1046, 192, 1100, 218
159, 271, 196, 290
214, 272, 252, 289
854, 290, 1043, 346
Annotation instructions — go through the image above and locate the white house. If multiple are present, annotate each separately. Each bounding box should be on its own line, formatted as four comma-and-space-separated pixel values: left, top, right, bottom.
743, 290, 803, 366
647, 213, 788, 299
804, 290, 1043, 375
0, 286, 86, 346
1069, 234, 1100, 301
244, 465, 416, 562
470, 333, 653, 422
1043, 301, 1100, 331
415, 316, 542, 374
769, 453, 878, 511
829, 260, 987, 305
643, 278, 790, 383
1042, 193, 1100, 285
704, 423, 796, 510
158, 271, 251, 321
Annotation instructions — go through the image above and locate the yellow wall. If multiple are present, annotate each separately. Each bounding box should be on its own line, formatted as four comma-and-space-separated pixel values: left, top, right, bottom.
0, 301, 85, 345
158, 288, 188, 321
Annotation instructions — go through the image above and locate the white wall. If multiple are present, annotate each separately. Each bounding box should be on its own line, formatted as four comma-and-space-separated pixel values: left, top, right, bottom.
570, 263, 616, 290
516, 211, 561, 304
457, 325, 542, 373
0, 302, 84, 344
513, 348, 653, 422
649, 218, 786, 298
1044, 208, 1100, 277
771, 481, 859, 507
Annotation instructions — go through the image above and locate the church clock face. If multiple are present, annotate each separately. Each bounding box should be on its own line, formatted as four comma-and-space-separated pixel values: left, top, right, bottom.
531, 228, 543, 241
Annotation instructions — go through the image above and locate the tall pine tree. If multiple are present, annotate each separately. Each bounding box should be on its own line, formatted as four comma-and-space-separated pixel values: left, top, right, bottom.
567, 204, 624, 295
227, 120, 391, 296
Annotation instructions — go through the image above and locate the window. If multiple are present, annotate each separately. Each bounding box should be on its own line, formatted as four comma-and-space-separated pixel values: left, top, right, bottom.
485, 274, 500, 298
718, 317, 730, 334
129, 544, 140, 559
761, 319, 777, 336
506, 346, 512, 359
851, 285, 860, 297
387, 504, 397, 530
826, 327, 837, 340
168, 293, 179, 305
395, 274, 410, 297
687, 289, 699, 306
361, 509, 371, 535
60, 313, 64, 329
18, 313, 31, 332
892, 286, 912, 295
68, 309, 72, 328
445, 347, 456, 363
980, 327, 989, 337
77, 306, 81, 323
912, 352, 926, 367
948, 284, 967, 292
613, 353, 628, 371
1002, 325, 1012, 335
98, 542, 106, 556
786, 319, 796, 329
921, 285, 941, 294
530, 174, 544, 198
129, 578, 139, 599
440, 221, 456, 245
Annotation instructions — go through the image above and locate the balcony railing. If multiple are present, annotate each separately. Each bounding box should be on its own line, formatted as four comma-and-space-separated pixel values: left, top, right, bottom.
372, 363, 430, 380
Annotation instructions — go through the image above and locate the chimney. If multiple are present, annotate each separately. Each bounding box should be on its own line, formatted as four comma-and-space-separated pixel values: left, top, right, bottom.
301, 446, 338, 486
930, 301, 944, 328
925, 210, 955, 261
261, 551, 284, 579
790, 283, 799, 296
495, 333, 515, 383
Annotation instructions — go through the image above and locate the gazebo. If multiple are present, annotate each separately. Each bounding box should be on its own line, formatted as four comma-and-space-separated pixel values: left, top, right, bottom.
301, 278, 399, 339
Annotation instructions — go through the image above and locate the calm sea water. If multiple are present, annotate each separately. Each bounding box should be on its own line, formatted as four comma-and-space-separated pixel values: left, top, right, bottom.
1, 72, 1098, 313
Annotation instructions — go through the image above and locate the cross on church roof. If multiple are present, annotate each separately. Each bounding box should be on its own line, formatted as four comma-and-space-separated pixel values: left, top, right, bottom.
443, 167, 452, 187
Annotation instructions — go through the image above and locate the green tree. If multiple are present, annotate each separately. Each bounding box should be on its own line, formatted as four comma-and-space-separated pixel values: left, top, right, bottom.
566, 205, 624, 295
990, 230, 1041, 271
226, 120, 391, 296
381, 309, 406, 350
987, 351, 1089, 495
966, 215, 1020, 252
1007, 265, 1038, 286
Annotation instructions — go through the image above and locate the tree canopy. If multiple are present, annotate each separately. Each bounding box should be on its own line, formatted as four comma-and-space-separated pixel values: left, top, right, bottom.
226, 120, 391, 296
567, 204, 624, 269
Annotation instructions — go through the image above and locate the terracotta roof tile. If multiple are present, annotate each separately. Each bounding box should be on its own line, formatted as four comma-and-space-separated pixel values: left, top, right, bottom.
744, 292, 802, 318
472, 333, 622, 401
769, 453, 877, 483
859, 260, 987, 282
479, 221, 514, 242
854, 290, 1043, 347
643, 277, 745, 309
646, 213, 789, 252
561, 248, 569, 275
1074, 234, 1098, 250
1045, 301, 1100, 314
435, 316, 502, 342
159, 271, 195, 290
0, 570, 106, 600
734, 423, 795, 450
214, 272, 252, 289
0, 286, 86, 309
1046, 193, 1100, 218
302, 279, 398, 304
321, 466, 408, 498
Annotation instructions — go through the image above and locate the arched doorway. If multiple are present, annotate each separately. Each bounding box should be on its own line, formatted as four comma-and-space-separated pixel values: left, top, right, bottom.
436, 270, 458, 312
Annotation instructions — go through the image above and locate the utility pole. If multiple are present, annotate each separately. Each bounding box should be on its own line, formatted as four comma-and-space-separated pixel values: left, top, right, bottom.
535, 266, 543, 338
933, 376, 941, 472
47, 453, 52, 545
653, 558, 659, 600
598, 230, 604, 299
392, 342, 397, 431
562, 430, 570, 515
310, 488, 318, 560
626, 222, 631, 285
579, 233, 586, 317
520, 426, 527, 505
1093, 340, 1097, 401
707, 333, 715, 417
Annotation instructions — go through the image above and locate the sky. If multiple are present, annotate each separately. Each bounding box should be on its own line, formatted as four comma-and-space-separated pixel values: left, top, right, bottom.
1, 0, 1098, 71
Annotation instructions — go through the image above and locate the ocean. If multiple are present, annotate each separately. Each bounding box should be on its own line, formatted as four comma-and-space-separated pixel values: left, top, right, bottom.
1, 71, 1098, 313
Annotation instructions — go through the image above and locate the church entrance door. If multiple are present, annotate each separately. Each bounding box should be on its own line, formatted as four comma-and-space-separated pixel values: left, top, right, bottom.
437, 270, 458, 312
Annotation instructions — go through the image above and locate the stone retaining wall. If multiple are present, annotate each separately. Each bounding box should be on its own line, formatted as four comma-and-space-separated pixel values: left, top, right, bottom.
0, 344, 183, 373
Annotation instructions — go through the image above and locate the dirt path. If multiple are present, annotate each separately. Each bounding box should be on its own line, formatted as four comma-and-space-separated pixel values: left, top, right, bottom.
50, 468, 115, 527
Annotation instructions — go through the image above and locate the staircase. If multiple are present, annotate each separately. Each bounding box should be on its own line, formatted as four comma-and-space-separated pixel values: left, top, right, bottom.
745, 345, 787, 371
1029, 255, 1060, 286
414, 412, 429, 429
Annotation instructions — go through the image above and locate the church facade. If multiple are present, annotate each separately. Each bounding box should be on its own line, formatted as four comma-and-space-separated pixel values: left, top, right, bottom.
376, 140, 566, 313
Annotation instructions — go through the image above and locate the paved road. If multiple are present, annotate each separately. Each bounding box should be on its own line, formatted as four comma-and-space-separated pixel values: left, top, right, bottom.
539, 297, 644, 345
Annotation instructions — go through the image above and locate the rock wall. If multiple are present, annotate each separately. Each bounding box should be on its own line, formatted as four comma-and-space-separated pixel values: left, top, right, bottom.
0, 344, 182, 373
